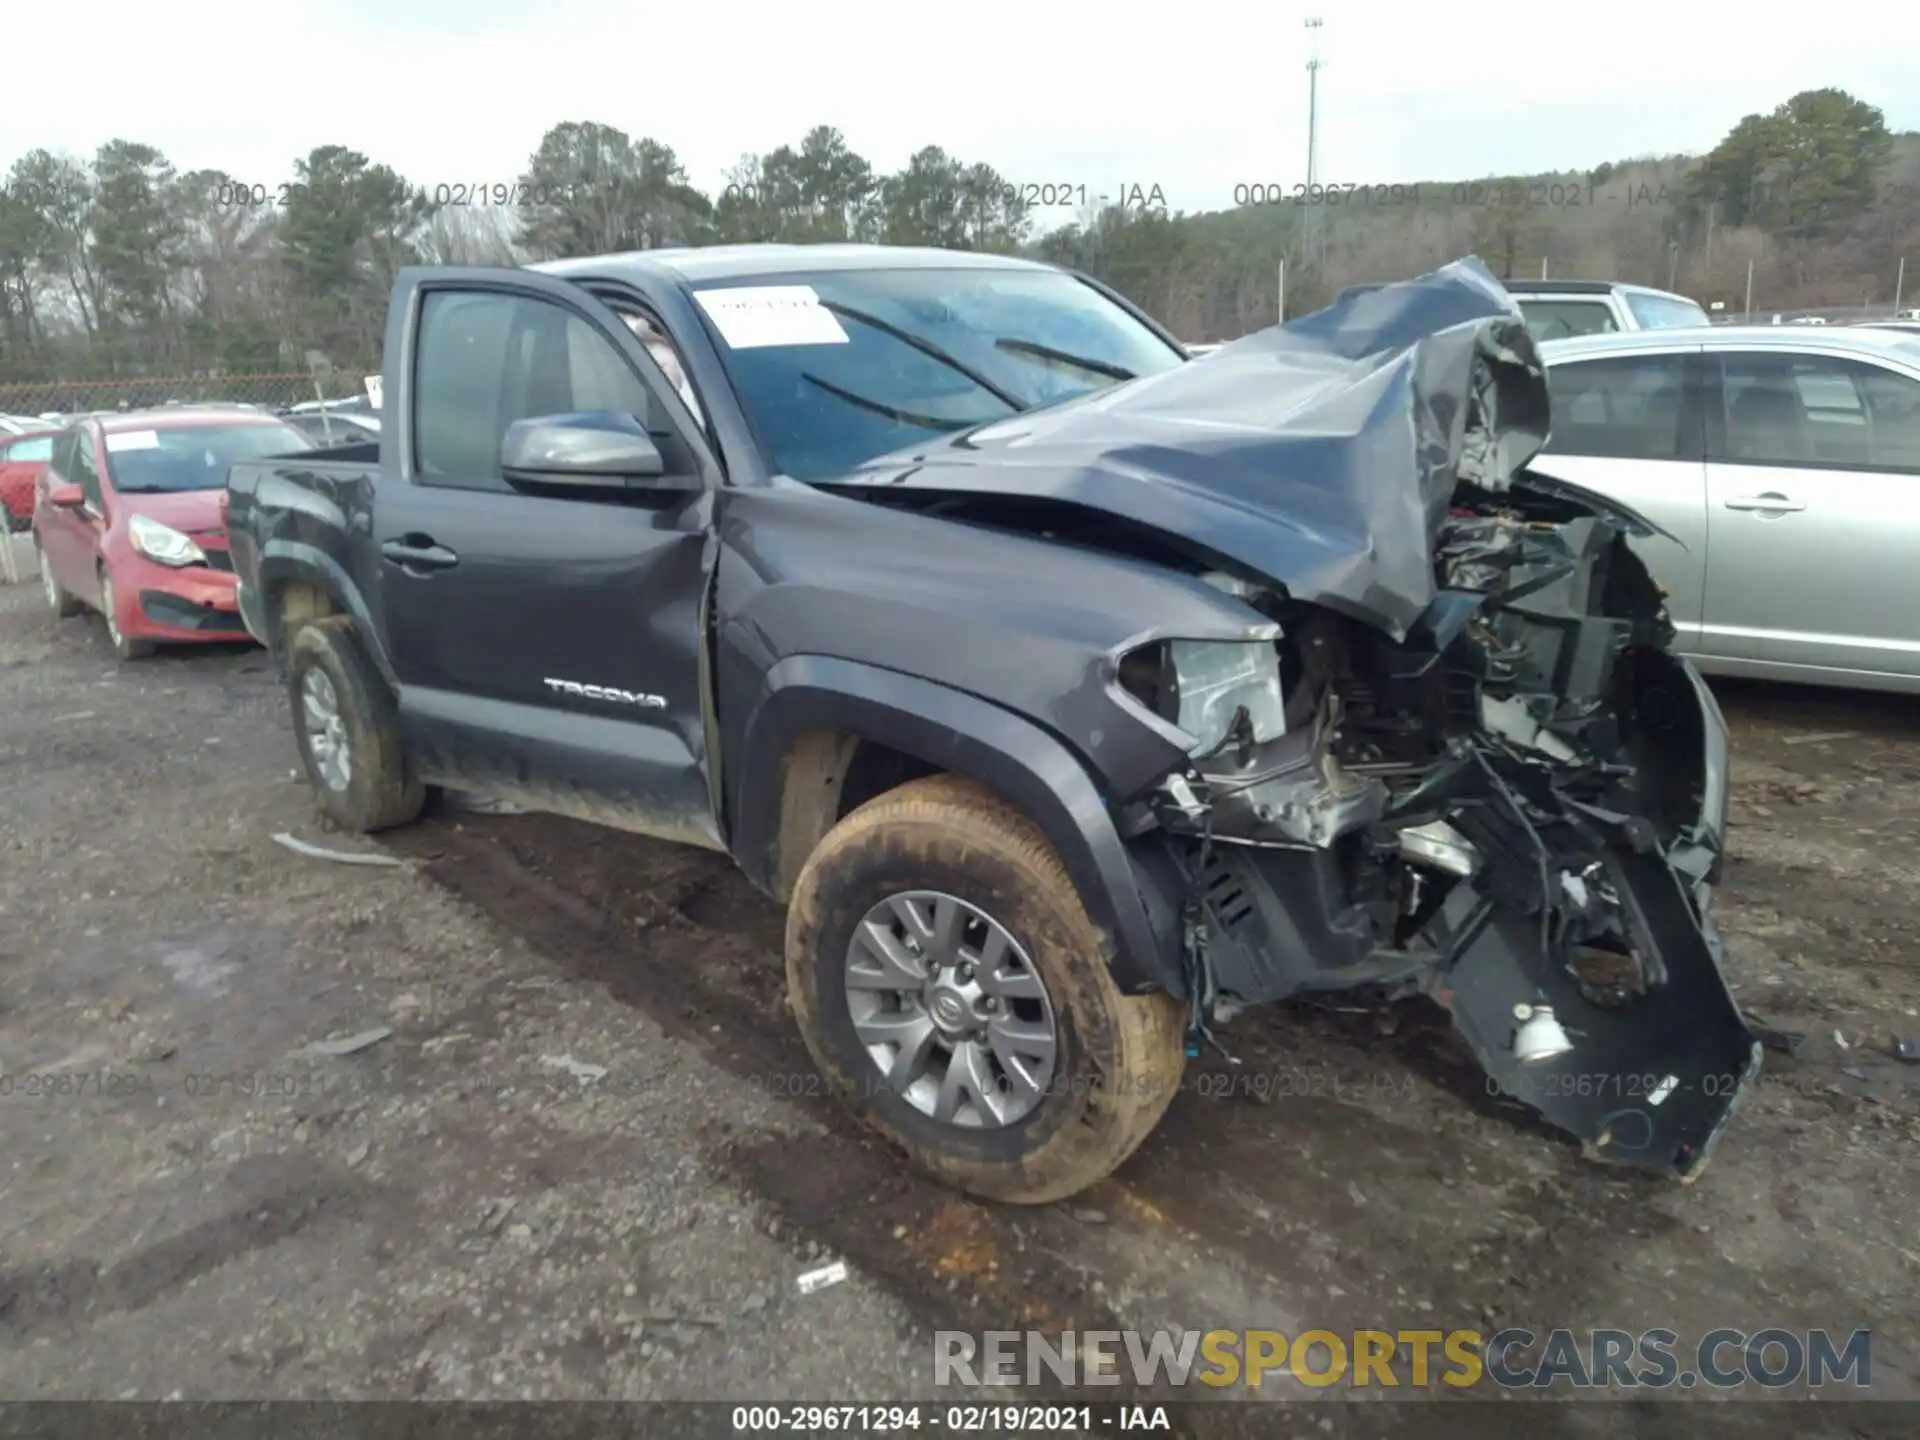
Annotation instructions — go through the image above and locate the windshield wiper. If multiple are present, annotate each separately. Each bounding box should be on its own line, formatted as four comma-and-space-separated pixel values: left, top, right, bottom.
993, 336, 1137, 382
800, 372, 982, 432
815, 300, 1029, 413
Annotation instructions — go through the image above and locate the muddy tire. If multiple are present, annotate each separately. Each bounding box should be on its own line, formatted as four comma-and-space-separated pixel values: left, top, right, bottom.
786, 774, 1186, 1205
287, 616, 424, 833
39, 544, 80, 619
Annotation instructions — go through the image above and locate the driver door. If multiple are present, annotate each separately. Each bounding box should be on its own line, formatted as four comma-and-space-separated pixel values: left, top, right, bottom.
37, 429, 105, 605
375, 270, 726, 848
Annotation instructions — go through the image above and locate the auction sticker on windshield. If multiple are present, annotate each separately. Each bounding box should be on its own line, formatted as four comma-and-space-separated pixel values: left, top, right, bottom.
694, 285, 850, 349
106, 430, 161, 452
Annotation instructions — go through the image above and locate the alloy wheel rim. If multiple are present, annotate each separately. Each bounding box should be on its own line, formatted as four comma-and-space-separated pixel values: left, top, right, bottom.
300, 668, 353, 792
843, 889, 1059, 1129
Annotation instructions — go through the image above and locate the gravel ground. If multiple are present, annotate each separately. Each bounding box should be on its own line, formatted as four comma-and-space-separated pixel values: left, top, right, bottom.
2, 572, 1918, 1437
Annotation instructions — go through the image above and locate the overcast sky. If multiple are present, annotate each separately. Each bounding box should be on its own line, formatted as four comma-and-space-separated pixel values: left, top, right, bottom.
9, 1, 1917, 222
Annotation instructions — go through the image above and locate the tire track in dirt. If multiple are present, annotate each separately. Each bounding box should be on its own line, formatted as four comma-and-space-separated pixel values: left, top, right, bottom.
382, 823, 1153, 1377
0, 1156, 392, 1339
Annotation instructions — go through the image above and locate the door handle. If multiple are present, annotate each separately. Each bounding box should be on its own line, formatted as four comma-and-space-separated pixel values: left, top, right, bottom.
1723, 493, 1806, 514
380, 536, 459, 570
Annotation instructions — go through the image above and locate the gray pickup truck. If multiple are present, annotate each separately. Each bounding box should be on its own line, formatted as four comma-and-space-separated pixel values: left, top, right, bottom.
225, 248, 1759, 1203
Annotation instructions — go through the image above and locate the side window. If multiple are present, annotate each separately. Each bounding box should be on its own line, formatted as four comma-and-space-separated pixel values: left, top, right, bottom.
48, 430, 78, 481
412, 291, 519, 484
412, 289, 662, 491
1845, 363, 1920, 473
1521, 300, 1619, 342
1714, 353, 1903, 468
2, 435, 54, 463
70, 433, 103, 507
1544, 354, 1689, 460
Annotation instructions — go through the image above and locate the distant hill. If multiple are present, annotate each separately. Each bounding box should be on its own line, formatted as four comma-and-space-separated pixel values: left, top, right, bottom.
1041, 131, 1920, 339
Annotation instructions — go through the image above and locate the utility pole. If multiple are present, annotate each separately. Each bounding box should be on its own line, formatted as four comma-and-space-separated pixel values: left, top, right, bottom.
1744, 258, 1755, 320
1896, 256, 1907, 315
1304, 18, 1324, 266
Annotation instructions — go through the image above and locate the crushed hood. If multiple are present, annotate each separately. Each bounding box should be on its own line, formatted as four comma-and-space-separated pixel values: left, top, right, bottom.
823, 256, 1553, 641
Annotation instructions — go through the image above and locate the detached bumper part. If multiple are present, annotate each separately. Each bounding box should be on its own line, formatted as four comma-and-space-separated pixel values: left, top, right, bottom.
1429, 847, 1760, 1178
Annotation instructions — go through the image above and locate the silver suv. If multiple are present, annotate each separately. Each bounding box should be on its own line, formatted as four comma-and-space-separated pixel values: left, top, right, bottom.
1506, 279, 1708, 341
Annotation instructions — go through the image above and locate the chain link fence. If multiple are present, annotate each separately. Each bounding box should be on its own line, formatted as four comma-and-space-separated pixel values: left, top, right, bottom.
0, 372, 372, 422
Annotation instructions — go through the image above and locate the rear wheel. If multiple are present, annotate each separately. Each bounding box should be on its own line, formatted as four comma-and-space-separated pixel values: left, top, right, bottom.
99, 570, 153, 660
287, 616, 424, 833
39, 544, 79, 619
786, 774, 1187, 1204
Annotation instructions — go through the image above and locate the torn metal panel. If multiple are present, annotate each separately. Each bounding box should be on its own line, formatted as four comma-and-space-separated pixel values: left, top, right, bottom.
821, 257, 1549, 641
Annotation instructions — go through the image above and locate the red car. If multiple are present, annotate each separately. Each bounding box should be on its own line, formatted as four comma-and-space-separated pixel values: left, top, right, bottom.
0, 427, 58, 531
33, 408, 311, 659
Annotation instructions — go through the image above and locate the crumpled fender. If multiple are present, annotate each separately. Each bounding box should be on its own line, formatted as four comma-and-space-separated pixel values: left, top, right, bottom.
730, 654, 1188, 997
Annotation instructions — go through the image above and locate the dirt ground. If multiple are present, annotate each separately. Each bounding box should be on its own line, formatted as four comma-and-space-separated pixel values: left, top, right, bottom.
2, 570, 1918, 1437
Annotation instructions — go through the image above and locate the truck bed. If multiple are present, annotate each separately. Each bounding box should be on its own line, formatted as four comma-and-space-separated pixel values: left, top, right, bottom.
225, 451, 384, 650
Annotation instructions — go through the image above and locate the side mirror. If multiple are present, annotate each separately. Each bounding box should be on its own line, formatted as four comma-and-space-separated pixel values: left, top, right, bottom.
499, 411, 699, 492
47, 483, 85, 509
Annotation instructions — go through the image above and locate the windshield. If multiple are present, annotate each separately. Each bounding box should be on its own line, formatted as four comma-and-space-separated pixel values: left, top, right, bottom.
105, 422, 311, 492
692, 267, 1186, 481
1624, 292, 1710, 330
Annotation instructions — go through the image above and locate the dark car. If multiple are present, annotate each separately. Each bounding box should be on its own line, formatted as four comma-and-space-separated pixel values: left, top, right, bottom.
225, 250, 1755, 1204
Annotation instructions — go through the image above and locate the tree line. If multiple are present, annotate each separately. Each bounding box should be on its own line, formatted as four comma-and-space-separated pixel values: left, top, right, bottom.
1, 89, 1914, 385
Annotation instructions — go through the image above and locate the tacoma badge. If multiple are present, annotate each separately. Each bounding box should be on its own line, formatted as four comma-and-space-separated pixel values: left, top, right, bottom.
542, 678, 667, 708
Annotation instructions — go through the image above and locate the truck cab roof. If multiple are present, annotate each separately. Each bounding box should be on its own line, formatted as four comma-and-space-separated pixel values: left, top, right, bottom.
533, 244, 1057, 287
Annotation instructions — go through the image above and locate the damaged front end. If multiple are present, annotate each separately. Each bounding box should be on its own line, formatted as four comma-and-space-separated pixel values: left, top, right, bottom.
822, 254, 1761, 1175
1113, 265, 1761, 1178
1128, 496, 1757, 1178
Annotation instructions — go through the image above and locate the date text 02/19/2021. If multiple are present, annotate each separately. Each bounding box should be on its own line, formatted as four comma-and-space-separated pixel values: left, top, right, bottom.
728, 1405, 1169, 1433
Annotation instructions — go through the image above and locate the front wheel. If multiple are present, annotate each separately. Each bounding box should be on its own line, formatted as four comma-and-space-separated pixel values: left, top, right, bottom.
785, 774, 1187, 1204
287, 616, 424, 833
39, 544, 80, 619
99, 570, 153, 660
